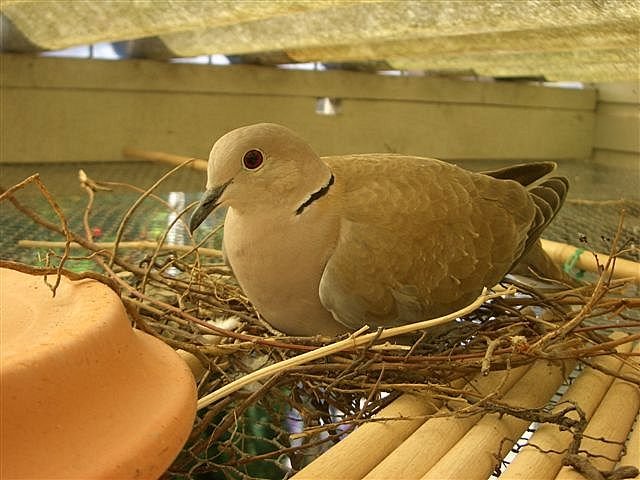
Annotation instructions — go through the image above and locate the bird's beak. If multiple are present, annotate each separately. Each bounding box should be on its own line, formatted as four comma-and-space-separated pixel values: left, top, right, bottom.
189, 181, 230, 232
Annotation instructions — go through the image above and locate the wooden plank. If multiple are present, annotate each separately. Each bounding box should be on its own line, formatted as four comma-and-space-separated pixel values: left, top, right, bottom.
617, 412, 639, 472
329, 98, 594, 160
554, 342, 640, 479
502, 335, 634, 479
595, 103, 640, 153
592, 148, 640, 167
421, 359, 574, 480
597, 82, 640, 104
541, 239, 640, 282
363, 365, 531, 480
0, 54, 596, 110
122, 147, 208, 171
0, 87, 595, 163
291, 393, 439, 480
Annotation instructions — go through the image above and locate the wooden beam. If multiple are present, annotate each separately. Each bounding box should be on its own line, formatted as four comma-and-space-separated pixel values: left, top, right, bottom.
1, 55, 596, 163
0, 54, 596, 109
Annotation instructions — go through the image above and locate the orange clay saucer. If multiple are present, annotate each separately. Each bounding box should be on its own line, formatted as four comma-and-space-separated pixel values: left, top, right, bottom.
1, 268, 197, 479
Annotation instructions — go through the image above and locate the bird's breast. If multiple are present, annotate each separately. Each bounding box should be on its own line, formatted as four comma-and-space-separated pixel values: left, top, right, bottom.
221, 207, 343, 336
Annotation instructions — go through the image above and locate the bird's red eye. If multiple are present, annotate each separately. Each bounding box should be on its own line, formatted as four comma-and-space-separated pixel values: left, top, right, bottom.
243, 149, 264, 170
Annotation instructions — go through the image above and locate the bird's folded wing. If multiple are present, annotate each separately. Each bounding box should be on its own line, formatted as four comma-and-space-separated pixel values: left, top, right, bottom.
318, 156, 536, 330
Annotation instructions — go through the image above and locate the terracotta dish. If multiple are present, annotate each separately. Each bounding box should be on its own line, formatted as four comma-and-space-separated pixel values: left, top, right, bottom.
1, 268, 197, 479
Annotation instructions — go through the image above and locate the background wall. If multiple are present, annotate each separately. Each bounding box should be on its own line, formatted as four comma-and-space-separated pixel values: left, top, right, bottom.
0, 54, 596, 163
593, 81, 640, 167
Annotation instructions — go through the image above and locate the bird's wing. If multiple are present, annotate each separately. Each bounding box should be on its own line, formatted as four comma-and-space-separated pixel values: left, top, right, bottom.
318, 155, 537, 330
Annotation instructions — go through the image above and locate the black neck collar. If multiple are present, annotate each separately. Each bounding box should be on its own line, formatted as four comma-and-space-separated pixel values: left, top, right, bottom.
295, 174, 335, 215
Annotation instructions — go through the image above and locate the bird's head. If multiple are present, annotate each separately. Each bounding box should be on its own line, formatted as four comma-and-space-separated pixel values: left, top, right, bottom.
189, 123, 332, 232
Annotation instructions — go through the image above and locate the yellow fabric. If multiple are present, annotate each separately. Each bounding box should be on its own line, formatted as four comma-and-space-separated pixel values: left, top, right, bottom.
1, 0, 638, 82
1, 1, 332, 49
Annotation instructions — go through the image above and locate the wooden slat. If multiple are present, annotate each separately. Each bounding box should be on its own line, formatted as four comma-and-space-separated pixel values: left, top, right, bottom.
540, 239, 640, 282
291, 393, 439, 480
362, 365, 531, 480
501, 335, 634, 479
121, 147, 208, 171
0, 87, 594, 163
290, 340, 639, 480
592, 148, 639, 167
597, 82, 640, 104
0, 54, 596, 110
554, 342, 640, 479
594, 102, 640, 153
420, 359, 575, 480
593, 82, 639, 165
617, 412, 639, 475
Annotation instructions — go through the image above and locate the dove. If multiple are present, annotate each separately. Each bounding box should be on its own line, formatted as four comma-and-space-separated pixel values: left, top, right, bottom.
190, 123, 568, 337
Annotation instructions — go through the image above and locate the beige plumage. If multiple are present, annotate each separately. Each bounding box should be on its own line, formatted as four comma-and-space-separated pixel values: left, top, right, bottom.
190, 123, 568, 337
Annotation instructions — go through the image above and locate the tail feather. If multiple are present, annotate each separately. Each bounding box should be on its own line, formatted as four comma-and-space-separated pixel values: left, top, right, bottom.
532, 177, 568, 210
532, 186, 560, 213
483, 162, 557, 186
527, 176, 568, 241
484, 162, 573, 283
492, 162, 570, 280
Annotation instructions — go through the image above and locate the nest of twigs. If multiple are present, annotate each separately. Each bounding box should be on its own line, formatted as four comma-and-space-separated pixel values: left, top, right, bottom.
1, 162, 639, 480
